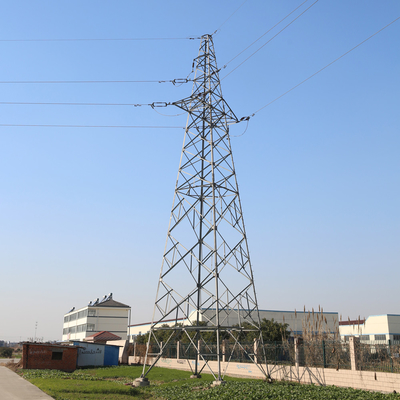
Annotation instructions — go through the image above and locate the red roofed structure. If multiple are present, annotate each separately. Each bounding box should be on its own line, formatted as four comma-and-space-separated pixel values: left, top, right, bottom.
84, 331, 122, 344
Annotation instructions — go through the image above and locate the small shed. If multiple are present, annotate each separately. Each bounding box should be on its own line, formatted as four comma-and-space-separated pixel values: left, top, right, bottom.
73, 341, 119, 367
22, 343, 78, 372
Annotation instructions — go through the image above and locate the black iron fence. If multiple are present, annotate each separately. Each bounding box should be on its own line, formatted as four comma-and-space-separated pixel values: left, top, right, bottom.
133, 339, 400, 373
357, 341, 400, 373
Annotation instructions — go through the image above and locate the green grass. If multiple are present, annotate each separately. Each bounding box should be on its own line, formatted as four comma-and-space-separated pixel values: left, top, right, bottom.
21, 366, 400, 400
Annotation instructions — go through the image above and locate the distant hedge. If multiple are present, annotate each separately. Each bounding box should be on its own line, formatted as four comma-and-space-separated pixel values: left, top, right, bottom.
0, 347, 13, 358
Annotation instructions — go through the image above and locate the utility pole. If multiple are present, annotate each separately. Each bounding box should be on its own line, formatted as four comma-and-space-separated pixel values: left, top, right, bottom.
134, 34, 267, 387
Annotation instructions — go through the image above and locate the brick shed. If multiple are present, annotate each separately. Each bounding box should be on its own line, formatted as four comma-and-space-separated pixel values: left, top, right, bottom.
22, 343, 78, 372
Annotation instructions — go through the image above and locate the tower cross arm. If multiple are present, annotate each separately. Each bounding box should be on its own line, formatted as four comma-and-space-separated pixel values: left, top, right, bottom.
171, 96, 239, 125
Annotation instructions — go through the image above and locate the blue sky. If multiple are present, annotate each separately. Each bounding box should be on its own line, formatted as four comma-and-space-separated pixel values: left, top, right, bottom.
0, 1, 399, 341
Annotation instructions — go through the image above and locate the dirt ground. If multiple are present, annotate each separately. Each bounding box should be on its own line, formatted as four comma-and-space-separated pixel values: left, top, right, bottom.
2, 360, 22, 372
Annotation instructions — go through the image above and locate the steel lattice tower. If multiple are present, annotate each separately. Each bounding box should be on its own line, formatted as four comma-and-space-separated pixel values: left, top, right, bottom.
136, 34, 267, 386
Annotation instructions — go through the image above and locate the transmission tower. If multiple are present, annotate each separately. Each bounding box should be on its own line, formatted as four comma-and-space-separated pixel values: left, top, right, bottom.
135, 34, 267, 386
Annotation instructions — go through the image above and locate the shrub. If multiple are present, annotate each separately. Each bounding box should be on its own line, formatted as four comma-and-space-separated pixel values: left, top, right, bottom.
0, 347, 13, 358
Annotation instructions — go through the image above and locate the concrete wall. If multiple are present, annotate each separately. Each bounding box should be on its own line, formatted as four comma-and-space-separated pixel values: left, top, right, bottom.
128, 337, 400, 393
22, 344, 77, 372
129, 356, 400, 393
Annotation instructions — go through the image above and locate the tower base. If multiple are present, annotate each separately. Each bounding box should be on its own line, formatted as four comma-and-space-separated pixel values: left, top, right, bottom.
212, 380, 226, 387
133, 377, 150, 387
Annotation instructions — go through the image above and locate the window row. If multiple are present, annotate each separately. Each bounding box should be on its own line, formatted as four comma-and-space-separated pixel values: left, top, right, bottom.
62, 323, 96, 335
63, 309, 97, 322
359, 335, 387, 341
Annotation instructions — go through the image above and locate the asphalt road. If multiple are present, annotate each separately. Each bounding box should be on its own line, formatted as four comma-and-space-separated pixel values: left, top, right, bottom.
0, 366, 53, 399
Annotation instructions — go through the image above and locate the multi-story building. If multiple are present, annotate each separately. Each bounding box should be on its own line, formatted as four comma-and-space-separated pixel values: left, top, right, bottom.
62, 294, 130, 342
339, 314, 400, 343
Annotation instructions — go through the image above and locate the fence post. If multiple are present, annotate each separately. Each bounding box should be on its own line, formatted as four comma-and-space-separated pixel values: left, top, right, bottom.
198, 340, 201, 363
222, 340, 226, 363
349, 336, 359, 371
274, 341, 278, 364
389, 339, 393, 373
177, 340, 180, 360
253, 338, 258, 364
133, 342, 136, 358
322, 340, 326, 368
294, 338, 299, 369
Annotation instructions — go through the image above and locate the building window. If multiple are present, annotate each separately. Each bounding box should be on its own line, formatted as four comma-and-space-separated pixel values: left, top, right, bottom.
52, 350, 63, 360
87, 324, 95, 332
360, 335, 370, 341
78, 310, 87, 319
88, 310, 96, 317
393, 335, 400, 341
375, 335, 386, 341
64, 316, 69, 323
70, 313, 77, 321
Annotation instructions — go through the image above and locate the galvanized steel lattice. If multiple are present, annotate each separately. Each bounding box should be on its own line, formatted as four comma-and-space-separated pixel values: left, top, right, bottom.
141, 34, 267, 382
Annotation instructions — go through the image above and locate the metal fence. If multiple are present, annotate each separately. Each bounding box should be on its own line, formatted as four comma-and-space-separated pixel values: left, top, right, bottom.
357, 341, 400, 373
263, 341, 295, 366
298, 340, 351, 370
163, 344, 177, 359
225, 342, 255, 363
133, 339, 400, 373
179, 342, 197, 360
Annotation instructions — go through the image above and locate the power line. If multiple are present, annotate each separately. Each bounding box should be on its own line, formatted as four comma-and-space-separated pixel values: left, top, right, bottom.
242, 15, 400, 119
3, 11, 399, 117
0, 124, 185, 129
0, 78, 191, 85
215, 0, 250, 33
0, 101, 170, 107
0, 37, 200, 42
223, 0, 309, 68
222, 0, 320, 80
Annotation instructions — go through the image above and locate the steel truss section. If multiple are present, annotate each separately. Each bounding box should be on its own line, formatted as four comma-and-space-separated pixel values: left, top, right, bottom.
140, 34, 267, 383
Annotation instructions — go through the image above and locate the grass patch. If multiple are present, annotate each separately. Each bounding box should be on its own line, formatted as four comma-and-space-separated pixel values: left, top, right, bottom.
27, 378, 140, 400
21, 366, 400, 400
153, 380, 400, 400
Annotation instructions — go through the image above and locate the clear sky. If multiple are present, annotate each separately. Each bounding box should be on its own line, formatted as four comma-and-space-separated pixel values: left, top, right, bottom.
0, 1, 399, 342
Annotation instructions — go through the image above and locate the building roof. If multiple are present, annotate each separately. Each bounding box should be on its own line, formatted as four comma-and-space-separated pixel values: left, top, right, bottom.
339, 319, 365, 326
64, 294, 130, 316
84, 331, 122, 342
93, 298, 130, 308
22, 342, 78, 349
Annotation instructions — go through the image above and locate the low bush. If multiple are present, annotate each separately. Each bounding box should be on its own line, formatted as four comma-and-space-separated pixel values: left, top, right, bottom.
0, 347, 13, 358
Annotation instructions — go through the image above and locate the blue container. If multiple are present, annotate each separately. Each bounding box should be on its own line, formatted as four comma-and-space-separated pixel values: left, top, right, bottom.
104, 344, 119, 366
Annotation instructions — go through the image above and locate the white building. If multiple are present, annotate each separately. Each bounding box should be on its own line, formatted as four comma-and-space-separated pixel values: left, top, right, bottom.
128, 308, 339, 342
339, 314, 400, 343
62, 294, 131, 342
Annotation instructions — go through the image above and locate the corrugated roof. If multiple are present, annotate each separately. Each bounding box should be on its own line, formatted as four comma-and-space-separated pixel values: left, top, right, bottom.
84, 331, 122, 341
94, 298, 130, 308
339, 319, 365, 326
